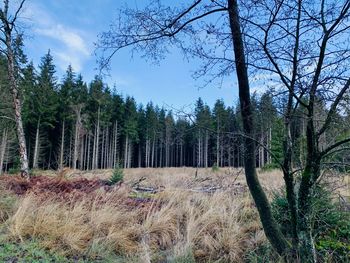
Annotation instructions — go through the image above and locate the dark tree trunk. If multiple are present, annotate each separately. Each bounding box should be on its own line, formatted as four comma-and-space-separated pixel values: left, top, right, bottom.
227, 0, 290, 256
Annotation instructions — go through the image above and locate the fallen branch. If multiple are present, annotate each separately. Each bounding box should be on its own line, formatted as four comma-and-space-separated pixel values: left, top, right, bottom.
130, 176, 147, 188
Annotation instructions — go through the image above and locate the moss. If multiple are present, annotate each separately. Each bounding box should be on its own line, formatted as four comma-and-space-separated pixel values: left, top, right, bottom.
0, 240, 74, 263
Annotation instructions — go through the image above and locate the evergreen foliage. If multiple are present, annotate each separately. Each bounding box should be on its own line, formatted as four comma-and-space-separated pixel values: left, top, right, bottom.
107, 165, 124, 186
271, 186, 350, 262
1, 50, 349, 172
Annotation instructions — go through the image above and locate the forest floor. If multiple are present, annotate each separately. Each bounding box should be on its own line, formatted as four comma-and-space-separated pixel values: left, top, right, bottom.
0, 168, 348, 262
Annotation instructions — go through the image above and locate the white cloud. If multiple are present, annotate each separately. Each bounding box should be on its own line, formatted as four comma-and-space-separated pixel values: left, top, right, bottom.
23, 2, 91, 72
36, 25, 90, 56
55, 51, 84, 72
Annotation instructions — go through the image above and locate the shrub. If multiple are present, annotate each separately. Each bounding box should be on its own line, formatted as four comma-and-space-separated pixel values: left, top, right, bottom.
107, 166, 124, 186
261, 163, 280, 172
8, 168, 20, 175
211, 162, 219, 172
271, 186, 350, 262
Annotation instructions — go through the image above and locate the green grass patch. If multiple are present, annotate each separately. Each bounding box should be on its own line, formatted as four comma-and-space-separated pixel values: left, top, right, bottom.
0, 239, 73, 263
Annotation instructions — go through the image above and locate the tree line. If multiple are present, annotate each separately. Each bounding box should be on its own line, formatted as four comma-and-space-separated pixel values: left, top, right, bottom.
1, 51, 292, 172
1, 50, 349, 174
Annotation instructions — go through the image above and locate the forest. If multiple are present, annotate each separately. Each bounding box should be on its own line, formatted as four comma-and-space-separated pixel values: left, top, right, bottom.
3, 51, 346, 173
0, 0, 350, 262
1, 50, 285, 172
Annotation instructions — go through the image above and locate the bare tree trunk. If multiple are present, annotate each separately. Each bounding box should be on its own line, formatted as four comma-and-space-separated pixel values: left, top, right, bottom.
180, 141, 183, 167
124, 135, 128, 168
155, 140, 158, 168
268, 127, 272, 164
83, 133, 88, 170
93, 107, 100, 169
47, 144, 52, 170
87, 133, 91, 170
59, 121, 65, 170
73, 106, 82, 170
127, 141, 132, 168
79, 134, 84, 170
205, 130, 208, 168
101, 127, 105, 169
228, 0, 290, 256
197, 130, 201, 167
262, 135, 265, 166
113, 121, 118, 168
109, 127, 113, 168
151, 133, 155, 167
145, 139, 149, 167
159, 139, 163, 167
106, 127, 110, 168
220, 141, 223, 167
1, 3, 29, 178
138, 144, 141, 167
216, 124, 220, 166
32, 118, 40, 169
69, 133, 72, 168
0, 129, 8, 175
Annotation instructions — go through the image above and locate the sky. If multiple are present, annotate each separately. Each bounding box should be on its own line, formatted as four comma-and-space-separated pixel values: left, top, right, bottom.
19, 0, 240, 110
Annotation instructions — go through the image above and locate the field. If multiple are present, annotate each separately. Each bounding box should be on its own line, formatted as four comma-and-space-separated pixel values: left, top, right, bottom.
0, 168, 348, 262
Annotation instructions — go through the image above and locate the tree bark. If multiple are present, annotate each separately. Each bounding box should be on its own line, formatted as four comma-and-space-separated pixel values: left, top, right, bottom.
32, 118, 40, 169
216, 120, 220, 166
59, 121, 65, 170
87, 133, 91, 170
73, 106, 82, 170
124, 135, 128, 168
2, 11, 29, 179
228, 0, 290, 256
205, 130, 208, 168
0, 129, 8, 175
151, 132, 155, 167
113, 121, 118, 168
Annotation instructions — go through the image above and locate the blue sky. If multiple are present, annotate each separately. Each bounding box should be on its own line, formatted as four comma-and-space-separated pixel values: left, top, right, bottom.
20, 0, 240, 109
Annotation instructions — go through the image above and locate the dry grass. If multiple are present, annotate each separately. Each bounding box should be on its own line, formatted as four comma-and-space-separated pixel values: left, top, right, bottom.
1, 168, 282, 262
0, 185, 17, 224
2, 168, 286, 262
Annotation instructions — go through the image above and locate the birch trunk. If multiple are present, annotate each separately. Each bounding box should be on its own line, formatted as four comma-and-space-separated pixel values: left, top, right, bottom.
3, 15, 29, 178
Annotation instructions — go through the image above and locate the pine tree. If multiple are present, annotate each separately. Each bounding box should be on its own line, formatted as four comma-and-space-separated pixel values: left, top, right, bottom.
34, 51, 58, 169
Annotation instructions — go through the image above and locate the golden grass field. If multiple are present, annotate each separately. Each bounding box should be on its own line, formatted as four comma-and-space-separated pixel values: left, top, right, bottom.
0, 168, 348, 262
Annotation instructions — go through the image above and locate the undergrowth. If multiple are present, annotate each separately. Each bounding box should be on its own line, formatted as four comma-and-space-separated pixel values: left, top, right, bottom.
267, 185, 350, 262
107, 166, 124, 186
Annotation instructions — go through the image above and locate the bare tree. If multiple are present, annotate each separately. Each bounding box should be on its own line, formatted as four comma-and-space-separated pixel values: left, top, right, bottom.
97, 0, 291, 257
242, 1, 350, 260
0, 0, 29, 179
97, 0, 350, 260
